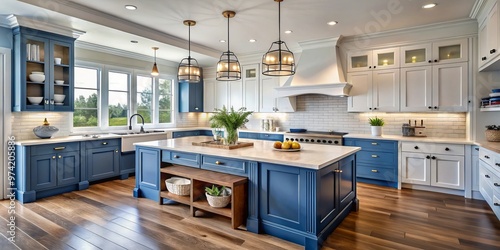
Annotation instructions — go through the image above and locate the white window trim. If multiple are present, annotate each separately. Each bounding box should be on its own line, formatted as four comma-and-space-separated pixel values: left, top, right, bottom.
72, 61, 102, 134
104, 65, 132, 131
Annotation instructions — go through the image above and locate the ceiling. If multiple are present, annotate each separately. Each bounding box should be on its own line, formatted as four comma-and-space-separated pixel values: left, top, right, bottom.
2, 0, 477, 67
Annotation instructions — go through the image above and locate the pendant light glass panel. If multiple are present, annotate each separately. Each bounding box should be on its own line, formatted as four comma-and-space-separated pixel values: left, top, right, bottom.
151, 47, 159, 76
216, 10, 241, 81
178, 20, 201, 83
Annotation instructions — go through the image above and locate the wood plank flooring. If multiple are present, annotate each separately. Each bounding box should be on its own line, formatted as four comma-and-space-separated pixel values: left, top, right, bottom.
1, 178, 499, 249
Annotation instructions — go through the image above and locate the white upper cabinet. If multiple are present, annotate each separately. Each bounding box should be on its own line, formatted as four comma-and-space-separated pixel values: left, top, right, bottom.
242, 64, 260, 112
347, 69, 399, 112
260, 76, 295, 113
400, 44, 432, 67
347, 48, 399, 72
228, 80, 243, 110
431, 38, 468, 64
478, 1, 500, 70
215, 81, 228, 110
203, 79, 216, 112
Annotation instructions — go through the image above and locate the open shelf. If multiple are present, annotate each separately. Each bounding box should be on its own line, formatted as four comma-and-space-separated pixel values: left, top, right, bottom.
480, 106, 500, 111
160, 164, 247, 229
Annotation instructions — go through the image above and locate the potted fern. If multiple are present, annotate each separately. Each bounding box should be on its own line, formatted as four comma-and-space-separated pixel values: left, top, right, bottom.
209, 106, 253, 145
369, 117, 385, 136
205, 185, 231, 208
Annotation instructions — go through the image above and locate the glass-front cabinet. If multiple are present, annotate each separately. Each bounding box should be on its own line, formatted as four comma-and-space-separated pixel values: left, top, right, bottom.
400, 38, 468, 67
13, 27, 75, 112
347, 48, 399, 72
400, 44, 432, 67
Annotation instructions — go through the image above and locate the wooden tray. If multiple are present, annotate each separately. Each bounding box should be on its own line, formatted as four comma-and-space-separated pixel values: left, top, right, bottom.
192, 140, 254, 150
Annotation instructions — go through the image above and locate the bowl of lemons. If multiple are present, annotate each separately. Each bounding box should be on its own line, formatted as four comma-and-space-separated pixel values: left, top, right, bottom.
273, 140, 301, 151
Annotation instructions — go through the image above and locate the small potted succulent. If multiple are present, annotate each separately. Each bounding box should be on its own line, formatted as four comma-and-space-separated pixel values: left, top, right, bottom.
369, 117, 385, 136
205, 185, 231, 208
485, 125, 500, 142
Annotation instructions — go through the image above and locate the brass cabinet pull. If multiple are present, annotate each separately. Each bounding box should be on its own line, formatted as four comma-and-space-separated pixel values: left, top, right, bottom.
102, 142, 108, 145
115, 149, 119, 153
52, 156, 56, 159
54, 147, 66, 150
58, 155, 62, 159
371, 155, 378, 158
371, 169, 378, 173
215, 161, 222, 165
334, 169, 343, 173
371, 142, 378, 145
173, 155, 179, 159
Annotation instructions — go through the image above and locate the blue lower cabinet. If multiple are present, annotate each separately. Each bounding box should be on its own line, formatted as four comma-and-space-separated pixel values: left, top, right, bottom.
83, 139, 120, 182
172, 130, 201, 138
344, 138, 398, 188
120, 151, 135, 179
201, 156, 247, 176
239, 132, 283, 141
162, 150, 200, 168
15, 142, 83, 203
259, 154, 357, 249
239, 132, 259, 139
134, 147, 161, 201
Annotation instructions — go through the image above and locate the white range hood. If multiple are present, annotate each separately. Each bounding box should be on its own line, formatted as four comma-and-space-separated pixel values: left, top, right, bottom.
275, 37, 352, 98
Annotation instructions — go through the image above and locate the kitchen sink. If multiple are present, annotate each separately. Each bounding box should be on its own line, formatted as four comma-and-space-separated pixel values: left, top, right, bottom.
113, 130, 165, 135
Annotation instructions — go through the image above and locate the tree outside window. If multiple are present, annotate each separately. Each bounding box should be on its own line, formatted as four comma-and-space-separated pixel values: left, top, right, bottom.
73, 67, 99, 127
159, 78, 173, 123
108, 71, 129, 126
136, 75, 153, 123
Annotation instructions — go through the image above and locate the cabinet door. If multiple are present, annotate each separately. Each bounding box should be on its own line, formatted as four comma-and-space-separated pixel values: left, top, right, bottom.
372, 69, 399, 112
347, 50, 372, 72
431, 38, 468, 64
472, 146, 480, 192
228, 80, 243, 110
194, 82, 204, 112
372, 48, 399, 70
400, 43, 432, 67
431, 154, 464, 190
401, 152, 431, 185
50, 39, 74, 112
21, 34, 50, 111
432, 62, 468, 112
30, 154, 57, 190
400, 66, 432, 112
317, 163, 340, 231
87, 146, 120, 181
215, 81, 228, 109
487, 2, 499, 62
57, 151, 80, 186
260, 76, 278, 112
479, 18, 490, 66
338, 154, 356, 210
204, 79, 216, 112
347, 71, 372, 112
242, 64, 260, 112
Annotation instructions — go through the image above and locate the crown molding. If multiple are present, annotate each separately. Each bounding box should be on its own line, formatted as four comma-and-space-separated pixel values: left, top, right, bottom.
75, 40, 179, 68
6, 15, 85, 38
470, 0, 486, 18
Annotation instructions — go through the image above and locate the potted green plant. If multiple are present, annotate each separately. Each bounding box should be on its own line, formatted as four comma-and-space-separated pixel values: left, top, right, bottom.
485, 125, 500, 142
369, 117, 385, 136
209, 106, 253, 145
205, 185, 231, 208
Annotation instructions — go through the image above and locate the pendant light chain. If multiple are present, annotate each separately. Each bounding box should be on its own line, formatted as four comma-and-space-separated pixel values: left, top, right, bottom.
226, 13, 230, 77
278, 0, 282, 65
188, 24, 191, 59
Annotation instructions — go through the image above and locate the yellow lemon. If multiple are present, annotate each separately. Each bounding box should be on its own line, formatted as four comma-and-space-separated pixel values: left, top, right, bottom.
281, 141, 292, 149
291, 142, 301, 149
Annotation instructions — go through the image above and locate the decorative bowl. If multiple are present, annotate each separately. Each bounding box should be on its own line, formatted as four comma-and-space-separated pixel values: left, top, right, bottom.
53, 94, 65, 103
55, 80, 64, 85
29, 73, 45, 83
27, 96, 43, 105
31, 71, 45, 75
33, 118, 59, 139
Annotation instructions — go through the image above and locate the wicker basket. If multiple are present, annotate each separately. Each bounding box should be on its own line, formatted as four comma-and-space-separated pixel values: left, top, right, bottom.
165, 177, 191, 196
206, 193, 231, 208
485, 130, 500, 142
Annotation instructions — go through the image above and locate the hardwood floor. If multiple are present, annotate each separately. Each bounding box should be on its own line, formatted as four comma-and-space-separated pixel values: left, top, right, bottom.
1, 178, 499, 250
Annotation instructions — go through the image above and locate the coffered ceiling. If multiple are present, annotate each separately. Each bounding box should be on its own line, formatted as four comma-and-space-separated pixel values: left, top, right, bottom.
2, 0, 477, 66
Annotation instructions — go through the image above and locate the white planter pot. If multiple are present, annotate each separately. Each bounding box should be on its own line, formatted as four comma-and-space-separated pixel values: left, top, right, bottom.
371, 126, 382, 136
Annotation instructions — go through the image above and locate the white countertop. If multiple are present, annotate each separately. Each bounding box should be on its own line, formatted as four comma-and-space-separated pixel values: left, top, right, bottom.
344, 134, 476, 145
134, 136, 361, 170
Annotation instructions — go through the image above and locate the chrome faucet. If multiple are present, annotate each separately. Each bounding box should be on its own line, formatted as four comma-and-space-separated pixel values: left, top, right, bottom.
129, 113, 145, 133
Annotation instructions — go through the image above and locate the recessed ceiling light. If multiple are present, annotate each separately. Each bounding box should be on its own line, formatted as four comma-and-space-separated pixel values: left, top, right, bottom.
422, 3, 437, 9
249, 39, 256, 43
284, 30, 293, 34
125, 5, 137, 10
219, 39, 226, 43
327, 21, 338, 26
130, 40, 138, 43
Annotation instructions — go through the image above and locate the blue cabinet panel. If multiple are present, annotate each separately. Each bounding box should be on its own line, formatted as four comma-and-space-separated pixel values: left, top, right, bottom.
201, 155, 247, 176
162, 150, 199, 168
239, 132, 259, 139
339, 154, 356, 209
134, 147, 161, 201
179, 81, 203, 112
87, 146, 120, 181
30, 155, 57, 190
57, 151, 80, 186
357, 164, 396, 182
31, 142, 79, 155
172, 130, 201, 138
356, 151, 397, 165
120, 152, 135, 176
259, 133, 283, 141
317, 163, 338, 230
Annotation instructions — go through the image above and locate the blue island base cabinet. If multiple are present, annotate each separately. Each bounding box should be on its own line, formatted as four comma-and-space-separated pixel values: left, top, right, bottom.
259, 154, 357, 249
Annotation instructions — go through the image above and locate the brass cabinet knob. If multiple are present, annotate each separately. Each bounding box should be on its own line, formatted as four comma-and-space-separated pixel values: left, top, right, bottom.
115, 149, 119, 153
52, 156, 56, 159
371, 155, 378, 158
371, 142, 378, 145
215, 161, 222, 165
173, 155, 179, 158
334, 169, 343, 173
102, 142, 108, 145
58, 155, 62, 159
371, 169, 378, 173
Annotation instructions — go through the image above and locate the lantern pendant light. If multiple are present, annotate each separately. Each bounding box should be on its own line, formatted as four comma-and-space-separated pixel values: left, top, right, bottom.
151, 47, 159, 76
216, 10, 241, 81
262, 0, 295, 76
178, 20, 201, 83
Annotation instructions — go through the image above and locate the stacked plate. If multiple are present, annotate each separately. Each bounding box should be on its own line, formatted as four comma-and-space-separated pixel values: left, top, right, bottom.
483, 89, 500, 107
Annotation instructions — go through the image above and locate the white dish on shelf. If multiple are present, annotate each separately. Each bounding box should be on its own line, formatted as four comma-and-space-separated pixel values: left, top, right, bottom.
54, 103, 64, 105
53, 94, 65, 103
29, 73, 45, 83
55, 80, 64, 85
54, 57, 62, 65
27, 96, 43, 105
31, 71, 44, 75
489, 92, 500, 97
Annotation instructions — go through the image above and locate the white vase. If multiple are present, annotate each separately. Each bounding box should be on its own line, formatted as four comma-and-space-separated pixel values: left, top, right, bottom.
371, 126, 382, 136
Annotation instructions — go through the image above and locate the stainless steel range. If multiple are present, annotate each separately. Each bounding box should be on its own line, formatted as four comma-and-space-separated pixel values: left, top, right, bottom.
284, 131, 348, 145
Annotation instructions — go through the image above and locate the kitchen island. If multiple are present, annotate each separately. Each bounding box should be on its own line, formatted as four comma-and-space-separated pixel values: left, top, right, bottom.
133, 136, 360, 250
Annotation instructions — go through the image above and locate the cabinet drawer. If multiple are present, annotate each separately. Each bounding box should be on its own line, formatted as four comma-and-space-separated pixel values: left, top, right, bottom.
31, 142, 80, 156
259, 133, 283, 141
479, 147, 497, 167
357, 164, 396, 182
85, 139, 120, 149
239, 132, 259, 139
402, 142, 464, 155
493, 191, 500, 219
162, 150, 200, 168
201, 156, 247, 176
352, 140, 397, 152
357, 151, 397, 165
172, 131, 200, 138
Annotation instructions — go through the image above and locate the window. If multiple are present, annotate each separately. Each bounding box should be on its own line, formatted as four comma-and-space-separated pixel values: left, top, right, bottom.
136, 75, 153, 124
159, 78, 173, 123
73, 66, 99, 127
108, 71, 129, 126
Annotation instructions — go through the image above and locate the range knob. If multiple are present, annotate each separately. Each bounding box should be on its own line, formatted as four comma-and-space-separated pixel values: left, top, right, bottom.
334, 141, 339, 144
285, 138, 289, 141
305, 139, 310, 142
328, 140, 332, 144
322, 140, 327, 143
310, 139, 315, 142
290, 138, 294, 141
300, 138, 304, 142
